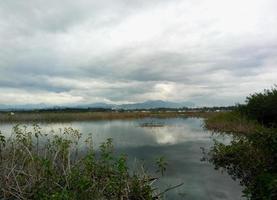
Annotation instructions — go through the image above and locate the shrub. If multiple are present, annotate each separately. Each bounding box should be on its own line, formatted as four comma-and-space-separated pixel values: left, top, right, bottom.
237, 86, 277, 127
204, 128, 277, 199
0, 125, 170, 200
204, 86, 277, 199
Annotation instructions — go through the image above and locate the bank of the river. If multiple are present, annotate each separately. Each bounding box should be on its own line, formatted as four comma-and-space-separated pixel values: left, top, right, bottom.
203, 86, 277, 199
204, 111, 264, 135
0, 111, 218, 123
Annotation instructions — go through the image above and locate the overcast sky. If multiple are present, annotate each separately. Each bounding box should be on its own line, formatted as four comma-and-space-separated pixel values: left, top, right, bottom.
0, 0, 276, 106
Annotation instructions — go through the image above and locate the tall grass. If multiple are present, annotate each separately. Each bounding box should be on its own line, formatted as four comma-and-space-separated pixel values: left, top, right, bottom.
0, 125, 171, 200
204, 111, 263, 134
0, 111, 213, 123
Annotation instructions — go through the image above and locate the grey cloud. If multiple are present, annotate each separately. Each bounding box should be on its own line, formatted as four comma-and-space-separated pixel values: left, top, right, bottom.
0, 75, 71, 93
0, 0, 166, 34
82, 42, 277, 84
0, 0, 277, 106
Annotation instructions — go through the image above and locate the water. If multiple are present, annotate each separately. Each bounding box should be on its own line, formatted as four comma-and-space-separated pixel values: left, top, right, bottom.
0, 118, 243, 200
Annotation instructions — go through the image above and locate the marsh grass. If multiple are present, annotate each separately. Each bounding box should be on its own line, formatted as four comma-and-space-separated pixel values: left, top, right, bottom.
0, 125, 172, 200
0, 111, 213, 123
204, 111, 263, 134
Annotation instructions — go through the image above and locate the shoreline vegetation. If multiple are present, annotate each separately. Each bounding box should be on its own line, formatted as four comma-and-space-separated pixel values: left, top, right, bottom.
0, 125, 172, 200
203, 86, 277, 199
0, 111, 219, 123
204, 111, 263, 135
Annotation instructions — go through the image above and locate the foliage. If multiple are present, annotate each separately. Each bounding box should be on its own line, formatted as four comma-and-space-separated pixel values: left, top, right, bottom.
0, 125, 170, 200
205, 128, 277, 199
237, 85, 277, 127
204, 86, 277, 199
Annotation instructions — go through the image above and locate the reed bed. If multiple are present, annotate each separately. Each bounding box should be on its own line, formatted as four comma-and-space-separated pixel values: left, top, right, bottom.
0, 111, 214, 123
204, 111, 263, 135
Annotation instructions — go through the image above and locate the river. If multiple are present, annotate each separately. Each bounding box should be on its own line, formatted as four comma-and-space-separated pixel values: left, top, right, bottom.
0, 117, 243, 200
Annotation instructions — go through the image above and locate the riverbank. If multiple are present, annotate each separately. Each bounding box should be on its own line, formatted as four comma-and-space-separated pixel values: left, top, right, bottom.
203, 86, 277, 199
0, 111, 218, 123
204, 111, 264, 134
204, 112, 277, 199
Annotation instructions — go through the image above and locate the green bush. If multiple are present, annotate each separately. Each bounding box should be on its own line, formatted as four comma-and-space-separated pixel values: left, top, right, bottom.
237, 86, 277, 127
0, 125, 169, 200
204, 86, 277, 199
206, 128, 277, 199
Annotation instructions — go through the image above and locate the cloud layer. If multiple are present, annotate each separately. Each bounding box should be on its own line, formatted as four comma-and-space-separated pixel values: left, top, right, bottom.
1, 0, 277, 106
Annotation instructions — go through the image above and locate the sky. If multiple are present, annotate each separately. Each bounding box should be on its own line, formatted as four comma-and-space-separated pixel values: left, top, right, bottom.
0, 0, 276, 106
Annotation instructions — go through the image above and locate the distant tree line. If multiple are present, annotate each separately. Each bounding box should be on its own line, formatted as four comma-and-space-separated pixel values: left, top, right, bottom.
0, 106, 237, 113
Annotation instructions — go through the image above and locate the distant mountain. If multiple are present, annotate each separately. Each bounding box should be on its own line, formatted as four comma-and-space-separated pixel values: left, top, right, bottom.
117, 100, 194, 109
0, 100, 195, 111
76, 103, 114, 109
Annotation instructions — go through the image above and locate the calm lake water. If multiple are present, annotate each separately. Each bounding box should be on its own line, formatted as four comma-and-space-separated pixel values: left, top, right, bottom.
0, 118, 244, 200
